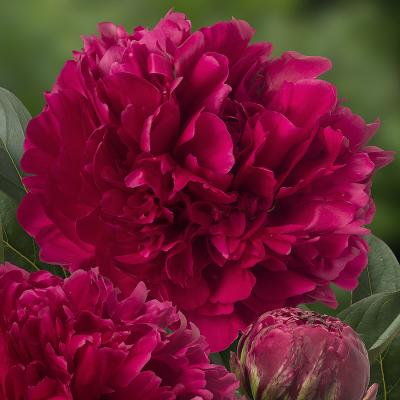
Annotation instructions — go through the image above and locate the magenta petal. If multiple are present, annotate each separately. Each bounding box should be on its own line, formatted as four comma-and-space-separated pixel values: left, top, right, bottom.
178, 112, 234, 174
137, 10, 191, 52
17, 194, 92, 266
190, 312, 245, 352
210, 267, 256, 304
166, 279, 210, 310
254, 110, 305, 170
190, 53, 228, 89
165, 246, 195, 287
63, 269, 108, 312
141, 100, 180, 155
175, 30, 206, 75
236, 166, 276, 202
179, 51, 231, 113
98, 46, 124, 75
21, 148, 55, 175
23, 111, 60, 158
254, 270, 317, 301
27, 377, 71, 400
54, 59, 85, 94
113, 281, 148, 320
324, 106, 379, 150
108, 371, 163, 400
102, 72, 161, 113
267, 51, 332, 90
365, 146, 395, 169
113, 331, 158, 386
201, 18, 255, 63
269, 79, 337, 128
17, 193, 53, 236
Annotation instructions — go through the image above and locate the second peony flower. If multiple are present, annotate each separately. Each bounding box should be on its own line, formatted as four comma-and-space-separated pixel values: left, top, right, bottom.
18, 11, 393, 351
0, 263, 238, 399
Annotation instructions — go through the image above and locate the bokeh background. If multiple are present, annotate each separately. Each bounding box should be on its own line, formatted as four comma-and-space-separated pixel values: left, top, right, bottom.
0, 0, 398, 254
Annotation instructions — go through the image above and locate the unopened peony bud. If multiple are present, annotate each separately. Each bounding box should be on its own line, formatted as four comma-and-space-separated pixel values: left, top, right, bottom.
231, 307, 377, 400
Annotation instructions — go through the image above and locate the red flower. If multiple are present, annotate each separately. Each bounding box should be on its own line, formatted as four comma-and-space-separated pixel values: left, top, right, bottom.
18, 11, 393, 351
0, 263, 238, 399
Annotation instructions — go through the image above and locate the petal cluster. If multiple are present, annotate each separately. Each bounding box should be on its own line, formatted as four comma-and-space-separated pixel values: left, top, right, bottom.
18, 11, 393, 350
0, 263, 238, 399
231, 307, 372, 400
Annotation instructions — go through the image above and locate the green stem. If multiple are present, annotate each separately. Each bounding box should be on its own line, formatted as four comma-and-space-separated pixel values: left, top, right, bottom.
379, 355, 387, 400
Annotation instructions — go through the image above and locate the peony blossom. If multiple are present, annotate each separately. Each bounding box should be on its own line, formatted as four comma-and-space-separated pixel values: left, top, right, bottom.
231, 308, 376, 400
18, 11, 393, 351
0, 263, 238, 399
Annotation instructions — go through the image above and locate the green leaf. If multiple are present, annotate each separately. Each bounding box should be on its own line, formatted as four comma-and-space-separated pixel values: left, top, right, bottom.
0, 88, 66, 277
0, 87, 30, 202
338, 291, 400, 399
352, 235, 400, 303
0, 191, 65, 276
339, 291, 400, 362
370, 338, 400, 400
340, 236, 400, 400
0, 191, 38, 271
209, 352, 225, 366
346, 235, 400, 361
220, 338, 239, 370
209, 339, 239, 371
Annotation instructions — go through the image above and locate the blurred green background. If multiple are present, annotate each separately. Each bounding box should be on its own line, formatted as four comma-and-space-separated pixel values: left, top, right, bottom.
0, 0, 398, 254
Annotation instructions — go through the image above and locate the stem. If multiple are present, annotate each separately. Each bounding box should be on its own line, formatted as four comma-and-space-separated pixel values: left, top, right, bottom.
379, 355, 387, 400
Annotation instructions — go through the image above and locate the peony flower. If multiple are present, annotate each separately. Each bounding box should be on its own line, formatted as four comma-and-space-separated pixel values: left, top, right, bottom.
231, 307, 376, 400
18, 11, 393, 351
0, 262, 238, 399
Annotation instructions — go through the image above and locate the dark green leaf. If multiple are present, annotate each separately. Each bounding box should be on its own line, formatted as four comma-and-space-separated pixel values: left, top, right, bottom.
340, 236, 400, 400
210, 339, 239, 371
220, 338, 239, 370
209, 352, 225, 366
0, 88, 66, 277
352, 235, 400, 303
370, 338, 400, 400
0, 191, 65, 276
338, 291, 400, 362
0, 87, 30, 202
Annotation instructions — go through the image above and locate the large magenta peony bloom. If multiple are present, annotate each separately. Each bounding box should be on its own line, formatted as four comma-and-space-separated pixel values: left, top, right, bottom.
0, 263, 238, 399
18, 11, 393, 350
